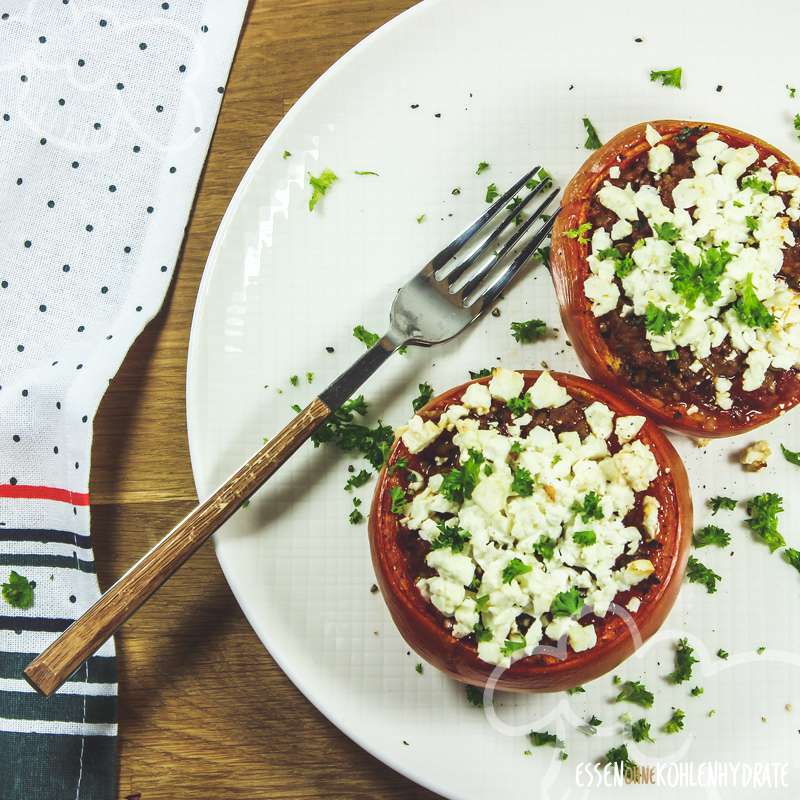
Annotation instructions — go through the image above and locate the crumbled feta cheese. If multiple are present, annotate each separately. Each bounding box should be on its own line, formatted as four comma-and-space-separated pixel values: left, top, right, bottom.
609, 165, 621, 179
397, 372, 664, 666
648, 143, 674, 174
644, 124, 662, 146
642, 495, 660, 539
488, 368, 525, 402
615, 415, 645, 443
461, 382, 492, 414
626, 596, 642, 613
610, 219, 633, 241
597, 182, 639, 221
528, 371, 572, 409
740, 440, 771, 471
400, 415, 441, 453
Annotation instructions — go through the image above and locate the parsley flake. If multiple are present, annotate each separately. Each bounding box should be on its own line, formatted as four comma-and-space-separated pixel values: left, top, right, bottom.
572, 491, 604, 522
746, 493, 785, 552
282, 150, 291, 159
476, 161, 490, 174
686, 555, 721, 593
735, 274, 774, 329
389, 486, 407, 515
741, 176, 772, 193
507, 394, 532, 417
511, 318, 548, 343
354, 170, 379, 176
353, 325, 380, 348
1, 571, 33, 609
566, 686, 585, 695
644, 302, 679, 336
615, 680, 654, 708
511, 466, 534, 496
308, 168, 338, 211
717, 648, 729, 660
431, 521, 471, 552
501, 638, 526, 657
564, 222, 592, 245
582, 117, 602, 149
529, 730, 564, 748
667, 638, 698, 684
662, 708, 685, 734
649, 67, 682, 88
502, 557, 532, 584
573, 529, 596, 546
653, 221, 681, 243
469, 368, 491, 379
781, 443, 800, 466
550, 588, 583, 618
440, 449, 484, 503
485, 183, 499, 203
693, 524, 731, 548
709, 496, 737, 514
465, 685, 484, 707
629, 718, 654, 743
344, 469, 371, 491
604, 744, 637, 771
411, 382, 434, 412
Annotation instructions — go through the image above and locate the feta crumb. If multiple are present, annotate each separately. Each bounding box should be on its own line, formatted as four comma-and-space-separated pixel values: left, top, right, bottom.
609, 165, 621, 179
644, 124, 662, 146
615, 415, 646, 443
528, 371, 572, 409
740, 440, 771, 471
488, 368, 525, 402
584, 401, 615, 440
648, 143, 674, 174
642, 495, 660, 539
626, 596, 642, 613
400, 415, 441, 453
461, 382, 492, 414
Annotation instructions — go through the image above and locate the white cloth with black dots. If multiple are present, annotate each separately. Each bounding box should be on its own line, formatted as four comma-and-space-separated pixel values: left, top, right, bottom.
0, 3, 247, 798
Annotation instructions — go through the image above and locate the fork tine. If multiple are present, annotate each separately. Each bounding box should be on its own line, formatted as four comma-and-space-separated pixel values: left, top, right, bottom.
470, 213, 557, 310
457, 187, 559, 300
440, 178, 553, 286
428, 165, 543, 272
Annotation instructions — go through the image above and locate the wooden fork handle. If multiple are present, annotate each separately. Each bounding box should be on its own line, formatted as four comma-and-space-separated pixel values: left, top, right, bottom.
24, 397, 332, 696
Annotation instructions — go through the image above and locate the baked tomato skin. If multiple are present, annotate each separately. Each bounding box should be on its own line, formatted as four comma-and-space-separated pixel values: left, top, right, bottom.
551, 119, 800, 438
369, 371, 692, 692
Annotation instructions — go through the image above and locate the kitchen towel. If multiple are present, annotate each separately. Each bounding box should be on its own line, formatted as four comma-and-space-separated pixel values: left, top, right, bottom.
0, 2, 248, 798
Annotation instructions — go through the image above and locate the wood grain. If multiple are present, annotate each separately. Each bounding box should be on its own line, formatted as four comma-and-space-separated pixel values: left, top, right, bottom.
88, 0, 439, 797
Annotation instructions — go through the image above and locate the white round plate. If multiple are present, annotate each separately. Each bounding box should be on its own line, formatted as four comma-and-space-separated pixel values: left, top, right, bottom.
186, 1, 800, 797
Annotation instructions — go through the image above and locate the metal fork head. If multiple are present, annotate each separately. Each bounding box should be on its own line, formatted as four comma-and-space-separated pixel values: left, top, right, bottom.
389, 166, 559, 348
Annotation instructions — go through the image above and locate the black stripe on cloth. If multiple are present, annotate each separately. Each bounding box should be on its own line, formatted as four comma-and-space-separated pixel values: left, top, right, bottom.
0, 528, 93, 549
0, 553, 95, 573
0, 616, 72, 633
0, 652, 116, 683
0, 731, 117, 800
0, 691, 116, 725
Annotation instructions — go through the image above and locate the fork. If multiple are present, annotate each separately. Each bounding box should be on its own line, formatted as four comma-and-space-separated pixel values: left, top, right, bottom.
24, 167, 559, 696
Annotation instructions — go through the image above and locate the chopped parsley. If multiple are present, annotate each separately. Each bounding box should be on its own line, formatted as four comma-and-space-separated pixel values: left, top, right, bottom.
649, 67, 682, 88
709, 495, 737, 514
788, 84, 798, 99
757, 645, 766, 655
469, 368, 492, 379
573, 529, 596, 546
745, 492, 785, 552
290, 403, 302, 413
511, 466, 534, 496
526, 168, 553, 190
306, 371, 314, 383
741, 176, 772, 193
411, 382, 434, 412
354, 170, 379, 176
485, 183, 499, 203
308, 168, 338, 211
597, 246, 635, 278
282, 150, 291, 159
532, 536, 556, 561
465, 685, 484, 707
507, 394, 532, 417
653, 221, 681, 243
716, 648, 729, 660
629, 718, 654, 743
662, 708, 685, 734
476, 161, 490, 174
353, 325, 380, 349
780, 443, 800, 466
529, 730, 564, 748
795, 113, 800, 140
502, 557, 532, 584
784, 547, 800, 574
644, 302, 679, 335
670, 245, 731, 309
289, 374, 299, 386
415, 662, 423, 674
667, 638, 698, 684
566, 686, 585, 695
572, 491, 604, 522
473, 619, 493, 642
690, 686, 704, 697
550, 588, 583, 618
431, 521, 471, 552
510, 319, 548, 343
388, 458, 408, 475
603, 744, 637, 771
416, 213, 426, 224
686, 555, 721, 593
344, 469, 371, 491
440, 449, 484, 503
349, 497, 364, 524
311, 395, 393, 469
745, 215, 760, 231
734, 274, 775, 329
615, 680, 654, 708
582, 117, 602, 149
501, 638, 526, 657
563, 222, 592, 245
1, 571, 33, 609
579, 715, 602, 735
693, 524, 731, 548
389, 486, 407, 515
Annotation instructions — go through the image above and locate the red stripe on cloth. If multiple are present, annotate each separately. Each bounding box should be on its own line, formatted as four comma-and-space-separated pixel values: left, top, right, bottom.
0, 484, 90, 505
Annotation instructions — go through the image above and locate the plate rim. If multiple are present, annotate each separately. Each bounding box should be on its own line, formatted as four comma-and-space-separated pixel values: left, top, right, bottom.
185, 1, 458, 797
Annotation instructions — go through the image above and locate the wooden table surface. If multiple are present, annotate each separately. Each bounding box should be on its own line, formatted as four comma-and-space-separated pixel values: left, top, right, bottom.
90, 1, 440, 797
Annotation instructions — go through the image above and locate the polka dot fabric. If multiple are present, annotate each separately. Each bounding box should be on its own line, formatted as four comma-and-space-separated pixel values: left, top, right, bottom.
0, 2, 247, 798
